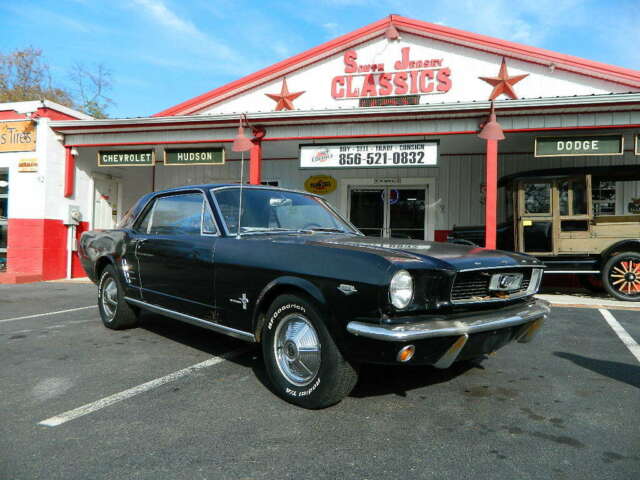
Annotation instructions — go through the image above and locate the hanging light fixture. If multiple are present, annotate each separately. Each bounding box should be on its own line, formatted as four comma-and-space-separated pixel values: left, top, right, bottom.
232, 117, 253, 152
478, 102, 505, 141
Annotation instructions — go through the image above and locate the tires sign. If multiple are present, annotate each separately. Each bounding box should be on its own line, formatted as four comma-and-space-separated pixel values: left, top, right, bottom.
300, 142, 438, 169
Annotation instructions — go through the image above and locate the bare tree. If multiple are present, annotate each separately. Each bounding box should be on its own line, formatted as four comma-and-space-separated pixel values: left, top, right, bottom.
0, 47, 115, 118
68, 62, 114, 119
0, 47, 74, 106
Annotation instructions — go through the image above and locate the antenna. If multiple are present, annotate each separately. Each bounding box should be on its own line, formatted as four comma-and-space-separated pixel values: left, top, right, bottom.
231, 114, 253, 238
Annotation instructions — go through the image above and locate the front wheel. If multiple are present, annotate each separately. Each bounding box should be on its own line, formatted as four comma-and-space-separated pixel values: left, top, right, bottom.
602, 252, 640, 302
261, 294, 358, 409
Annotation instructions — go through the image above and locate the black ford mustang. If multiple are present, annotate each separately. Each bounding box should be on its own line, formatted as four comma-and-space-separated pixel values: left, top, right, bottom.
79, 185, 550, 408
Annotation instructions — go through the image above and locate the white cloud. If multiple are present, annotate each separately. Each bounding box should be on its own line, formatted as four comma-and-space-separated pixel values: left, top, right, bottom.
322, 22, 341, 37
130, 0, 237, 63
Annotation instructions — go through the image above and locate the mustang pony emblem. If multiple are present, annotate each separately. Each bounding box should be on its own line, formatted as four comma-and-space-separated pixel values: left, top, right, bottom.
489, 273, 523, 291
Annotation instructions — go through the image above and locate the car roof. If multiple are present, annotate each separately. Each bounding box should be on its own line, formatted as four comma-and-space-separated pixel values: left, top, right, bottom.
153, 184, 320, 197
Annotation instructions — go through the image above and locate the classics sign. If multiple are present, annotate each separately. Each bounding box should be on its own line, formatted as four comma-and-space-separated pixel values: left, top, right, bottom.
331, 47, 451, 100
98, 150, 155, 166
304, 175, 337, 195
0, 121, 36, 152
535, 135, 623, 157
300, 142, 438, 169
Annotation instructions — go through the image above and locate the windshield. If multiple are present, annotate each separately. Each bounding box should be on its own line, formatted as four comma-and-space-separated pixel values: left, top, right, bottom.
212, 187, 358, 235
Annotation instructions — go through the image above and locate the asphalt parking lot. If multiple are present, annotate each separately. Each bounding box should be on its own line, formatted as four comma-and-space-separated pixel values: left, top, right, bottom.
1, 281, 639, 480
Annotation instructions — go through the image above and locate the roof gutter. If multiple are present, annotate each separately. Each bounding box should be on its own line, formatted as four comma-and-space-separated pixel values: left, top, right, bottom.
50, 93, 640, 132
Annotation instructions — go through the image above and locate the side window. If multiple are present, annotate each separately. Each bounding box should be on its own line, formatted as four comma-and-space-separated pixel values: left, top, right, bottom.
134, 200, 155, 234
202, 203, 218, 234
148, 193, 204, 236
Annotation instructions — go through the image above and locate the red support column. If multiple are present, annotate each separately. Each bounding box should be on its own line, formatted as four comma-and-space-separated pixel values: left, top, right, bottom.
484, 139, 498, 250
249, 140, 262, 185
249, 126, 266, 185
64, 146, 75, 198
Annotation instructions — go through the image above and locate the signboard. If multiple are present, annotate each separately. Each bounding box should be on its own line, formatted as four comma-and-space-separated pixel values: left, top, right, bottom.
98, 150, 155, 167
0, 121, 36, 152
18, 158, 38, 172
535, 135, 623, 157
359, 95, 419, 107
331, 47, 451, 100
304, 175, 337, 195
164, 147, 225, 166
300, 142, 438, 169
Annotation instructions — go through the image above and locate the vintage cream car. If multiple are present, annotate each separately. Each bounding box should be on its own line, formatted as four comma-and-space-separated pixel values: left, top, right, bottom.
449, 166, 640, 301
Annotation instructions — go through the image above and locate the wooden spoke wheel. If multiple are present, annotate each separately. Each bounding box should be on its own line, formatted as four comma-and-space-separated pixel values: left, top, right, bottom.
602, 252, 640, 302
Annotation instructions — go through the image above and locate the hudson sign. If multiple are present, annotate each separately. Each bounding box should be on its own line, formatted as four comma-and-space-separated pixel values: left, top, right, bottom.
331, 47, 452, 100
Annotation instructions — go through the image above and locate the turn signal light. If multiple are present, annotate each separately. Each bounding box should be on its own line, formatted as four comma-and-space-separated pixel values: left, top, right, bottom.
397, 345, 415, 362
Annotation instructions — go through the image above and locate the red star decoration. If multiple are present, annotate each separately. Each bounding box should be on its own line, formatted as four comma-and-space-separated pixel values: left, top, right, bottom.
479, 58, 528, 100
265, 78, 305, 111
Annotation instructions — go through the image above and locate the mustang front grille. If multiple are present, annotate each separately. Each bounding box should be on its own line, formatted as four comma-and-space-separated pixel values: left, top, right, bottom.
450, 268, 541, 304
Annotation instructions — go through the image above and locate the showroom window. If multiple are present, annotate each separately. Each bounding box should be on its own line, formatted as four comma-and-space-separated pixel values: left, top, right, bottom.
0, 169, 8, 271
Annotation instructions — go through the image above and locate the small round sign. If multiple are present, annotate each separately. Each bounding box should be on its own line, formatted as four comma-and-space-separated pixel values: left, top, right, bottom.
304, 175, 337, 195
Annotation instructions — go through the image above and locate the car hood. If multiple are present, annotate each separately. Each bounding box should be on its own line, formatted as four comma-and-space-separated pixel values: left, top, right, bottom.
269, 234, 542, 271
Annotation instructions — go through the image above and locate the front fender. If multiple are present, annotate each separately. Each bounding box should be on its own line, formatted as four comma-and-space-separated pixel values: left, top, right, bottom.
601, 239, 640, 263
252, 276, 330, 334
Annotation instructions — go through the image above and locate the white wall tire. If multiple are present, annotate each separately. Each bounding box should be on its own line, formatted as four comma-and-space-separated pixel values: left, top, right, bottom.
262, 294, 358, 409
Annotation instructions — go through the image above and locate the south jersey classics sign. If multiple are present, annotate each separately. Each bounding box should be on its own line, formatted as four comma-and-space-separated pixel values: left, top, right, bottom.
300, 142, 438, 169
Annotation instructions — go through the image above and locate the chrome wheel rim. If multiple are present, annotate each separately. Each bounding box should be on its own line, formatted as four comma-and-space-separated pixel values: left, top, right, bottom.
609, 258, 640, 298
273, 313, 321, 387
101, 277, 118, 320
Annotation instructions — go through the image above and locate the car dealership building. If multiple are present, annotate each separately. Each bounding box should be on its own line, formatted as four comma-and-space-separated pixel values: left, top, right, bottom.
1, 15, 639, 282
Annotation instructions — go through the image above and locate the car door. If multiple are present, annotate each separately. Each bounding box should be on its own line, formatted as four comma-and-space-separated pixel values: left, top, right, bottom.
136, 192, 218, 318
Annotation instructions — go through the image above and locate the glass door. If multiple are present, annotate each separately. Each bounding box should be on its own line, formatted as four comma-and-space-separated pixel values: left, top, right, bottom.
517, 181, 554, 254
388, 188, 426, 239
349, 186, 427, 240
349, 188, 384, 237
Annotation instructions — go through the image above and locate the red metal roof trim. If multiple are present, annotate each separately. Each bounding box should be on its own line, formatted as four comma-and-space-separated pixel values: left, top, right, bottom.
154, 14, 640, 117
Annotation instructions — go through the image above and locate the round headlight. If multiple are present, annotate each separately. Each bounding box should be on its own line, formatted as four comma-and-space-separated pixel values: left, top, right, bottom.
389, 269, 414, 309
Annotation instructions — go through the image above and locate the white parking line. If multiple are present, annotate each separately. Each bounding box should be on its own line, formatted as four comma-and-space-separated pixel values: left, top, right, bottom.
599, 309, 640, 364
0, 306, 97, 324
2, 319, 94, 336
38, 347, 252, 427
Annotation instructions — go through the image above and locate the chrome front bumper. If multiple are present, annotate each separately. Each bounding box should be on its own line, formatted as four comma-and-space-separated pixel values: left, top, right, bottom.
347, 298, 550, 343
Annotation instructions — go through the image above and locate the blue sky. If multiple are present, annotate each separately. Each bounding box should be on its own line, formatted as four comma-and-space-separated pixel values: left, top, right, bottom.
1, 0, 638, 118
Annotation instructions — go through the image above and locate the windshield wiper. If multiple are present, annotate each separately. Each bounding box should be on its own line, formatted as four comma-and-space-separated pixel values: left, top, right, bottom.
239, 227, 299, 235
305, 228, 351, 234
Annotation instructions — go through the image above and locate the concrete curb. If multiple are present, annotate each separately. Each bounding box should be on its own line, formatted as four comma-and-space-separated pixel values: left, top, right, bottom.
536, 294, 640, 311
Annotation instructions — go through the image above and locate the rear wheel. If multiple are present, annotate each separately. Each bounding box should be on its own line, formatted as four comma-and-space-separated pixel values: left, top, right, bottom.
261, 294, 358, 409
602, 252, 640, 302
98, 264, 140, 329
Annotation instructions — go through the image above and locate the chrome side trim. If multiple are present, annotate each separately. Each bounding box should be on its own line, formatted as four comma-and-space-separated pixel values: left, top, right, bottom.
433, 334, 469, 369
125, 297, 256, 342
346, 299, 550, 342
544, 270, 600, 274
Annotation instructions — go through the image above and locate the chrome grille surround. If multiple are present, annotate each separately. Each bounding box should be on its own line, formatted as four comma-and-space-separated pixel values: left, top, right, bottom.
450, 267, 543, 305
